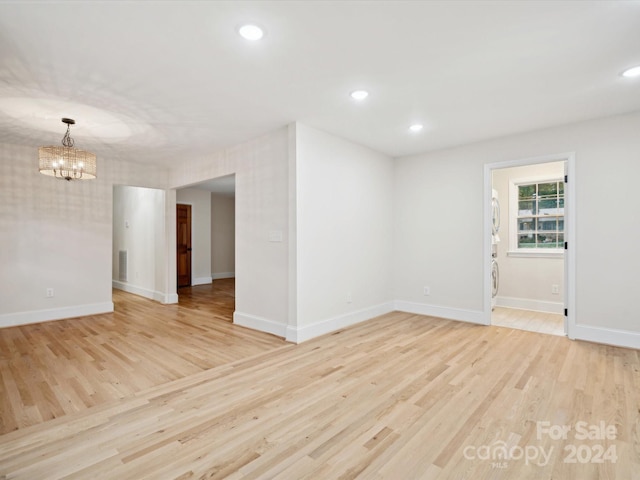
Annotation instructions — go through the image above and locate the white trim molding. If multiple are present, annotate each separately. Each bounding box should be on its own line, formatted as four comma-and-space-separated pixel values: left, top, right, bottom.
159, 293, 179, 304
394, 301, 487, 325
192, 276, 213, 286
495, 296, 564, 314
212, 272, 235, 280
113, 280, 157, 301
0, 302, 114, 328
484, 152, 576, 338
233, 311, 288, 339
112, 280, 178, 305
506, 251, 563, 259
572, 324, 640, 350
286, 302, 395, 344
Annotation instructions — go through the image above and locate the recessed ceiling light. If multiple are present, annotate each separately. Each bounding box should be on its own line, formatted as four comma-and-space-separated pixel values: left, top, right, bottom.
350, 90, 369, 101
409, 124, 424, 132
622, 65, 640, 78
238, 24, 264, 41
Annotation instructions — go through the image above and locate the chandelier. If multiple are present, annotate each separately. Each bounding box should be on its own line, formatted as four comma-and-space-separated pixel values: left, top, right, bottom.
38, 118, 97, 181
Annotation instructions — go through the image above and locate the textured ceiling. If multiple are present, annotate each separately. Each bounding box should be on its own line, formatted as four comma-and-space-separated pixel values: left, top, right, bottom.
1, 1, 639, 168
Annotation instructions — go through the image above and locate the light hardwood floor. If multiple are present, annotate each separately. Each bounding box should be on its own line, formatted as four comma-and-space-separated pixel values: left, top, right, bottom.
492, 307, 565, 336
1, 287, 639, 479
0, 279, 285, 434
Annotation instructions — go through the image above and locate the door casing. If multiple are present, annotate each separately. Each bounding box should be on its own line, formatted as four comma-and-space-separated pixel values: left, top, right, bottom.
483, 152, 576, 338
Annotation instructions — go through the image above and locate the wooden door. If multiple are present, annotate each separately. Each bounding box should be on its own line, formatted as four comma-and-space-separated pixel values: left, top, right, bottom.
177, 204, 192, 288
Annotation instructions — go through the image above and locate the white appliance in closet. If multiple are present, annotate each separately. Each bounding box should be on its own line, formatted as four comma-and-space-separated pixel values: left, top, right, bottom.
491, 189, 500, 309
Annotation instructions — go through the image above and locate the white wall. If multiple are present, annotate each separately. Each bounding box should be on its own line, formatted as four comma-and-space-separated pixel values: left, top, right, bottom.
112, 185, 170, 302
211, 193, 235, 279
6, 111, 640, 351
169, 123, 395, 343
394, 147, 485, 320
492, 162, 564, 313
292, 124, 395, 342
176, 187, 212, 286
0, 142, 170, 327
170, 127, 291, 338
394, 111, 640, 348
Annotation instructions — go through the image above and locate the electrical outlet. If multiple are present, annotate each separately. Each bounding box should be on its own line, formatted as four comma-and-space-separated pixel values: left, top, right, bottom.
46, 288, 54, 298
424, 286, 430, 296
347, 292, 353, 303
551, 284, 559, 295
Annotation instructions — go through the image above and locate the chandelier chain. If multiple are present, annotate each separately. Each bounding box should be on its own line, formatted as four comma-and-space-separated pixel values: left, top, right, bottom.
61, 124, 75, 148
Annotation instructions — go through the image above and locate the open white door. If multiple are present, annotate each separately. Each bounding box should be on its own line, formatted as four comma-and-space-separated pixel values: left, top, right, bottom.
563, 161, 569, 335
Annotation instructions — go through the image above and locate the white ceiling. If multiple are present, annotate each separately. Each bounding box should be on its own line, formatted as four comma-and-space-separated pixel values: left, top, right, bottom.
1, 1, 639, 168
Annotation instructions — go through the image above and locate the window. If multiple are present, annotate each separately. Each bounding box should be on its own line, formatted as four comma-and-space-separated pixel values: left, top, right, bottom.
509, 178, 564, 255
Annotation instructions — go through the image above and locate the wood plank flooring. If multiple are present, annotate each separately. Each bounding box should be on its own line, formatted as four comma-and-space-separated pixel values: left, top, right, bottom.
1, 287, 640, 478
0, 279, 286, 435
492, 307, 564, 336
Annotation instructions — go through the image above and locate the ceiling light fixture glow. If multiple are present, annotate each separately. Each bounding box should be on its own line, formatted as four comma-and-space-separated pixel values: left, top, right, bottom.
622, 65, 640, 78
39, 118, 97, 181
238, 24, 264, 41
350, 90, 369, 101
409, 124, 424, 132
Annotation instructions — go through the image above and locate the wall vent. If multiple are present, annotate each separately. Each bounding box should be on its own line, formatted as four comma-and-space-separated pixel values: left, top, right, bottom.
118, 250, 128, 282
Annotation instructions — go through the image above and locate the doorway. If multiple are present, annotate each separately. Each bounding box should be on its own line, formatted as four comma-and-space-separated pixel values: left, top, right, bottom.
112, 185, 172, 304
175, 175, 236, 320
177, 203, 192, 288
484, 153, 575, 338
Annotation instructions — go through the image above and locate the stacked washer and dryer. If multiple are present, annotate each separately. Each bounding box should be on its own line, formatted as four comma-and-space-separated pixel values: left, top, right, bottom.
491, 189, 500, 310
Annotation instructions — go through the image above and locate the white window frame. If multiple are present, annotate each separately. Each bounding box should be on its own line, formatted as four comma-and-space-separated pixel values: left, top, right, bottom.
508, 175, 564, 258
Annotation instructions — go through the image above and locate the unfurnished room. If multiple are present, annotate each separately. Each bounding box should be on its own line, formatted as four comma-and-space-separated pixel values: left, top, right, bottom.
0, 1, 639, 479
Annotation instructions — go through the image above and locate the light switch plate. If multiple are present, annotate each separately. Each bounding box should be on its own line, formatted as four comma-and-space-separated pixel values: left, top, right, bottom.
269, 230, 283, 242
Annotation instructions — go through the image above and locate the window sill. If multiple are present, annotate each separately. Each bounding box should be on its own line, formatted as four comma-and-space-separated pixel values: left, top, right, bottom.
507, 250, 563, 259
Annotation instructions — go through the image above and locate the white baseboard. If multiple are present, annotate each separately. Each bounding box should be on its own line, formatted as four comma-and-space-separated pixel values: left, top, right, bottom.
113, 280, 158, 301
571, 324, 640, 350
394, 300, 487, 325
158, 293, 179, 304
286, 302, 395, 344
193, 276, 213, 286
113, 280, 177, 304
0, 302, 114, 328
4, 296, 638, 351
496, 296, 563, 314
233, 311, 287, 338
212, 272, 235, 280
